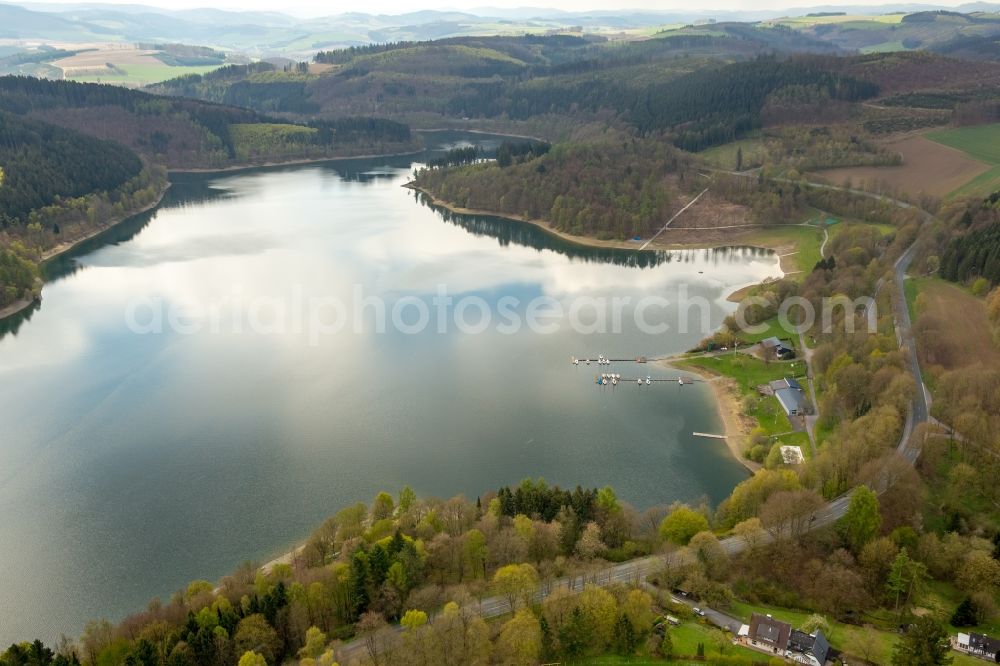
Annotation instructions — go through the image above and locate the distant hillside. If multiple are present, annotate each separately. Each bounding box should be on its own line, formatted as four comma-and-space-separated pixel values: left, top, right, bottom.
0, 76, 418, 169
151, 31, 847, 137
773, 9, 1000, 61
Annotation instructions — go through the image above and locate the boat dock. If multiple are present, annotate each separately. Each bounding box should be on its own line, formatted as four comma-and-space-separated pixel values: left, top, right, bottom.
693, 432, 727, 439
593, 373, 700, 387
572, 354, 653, 366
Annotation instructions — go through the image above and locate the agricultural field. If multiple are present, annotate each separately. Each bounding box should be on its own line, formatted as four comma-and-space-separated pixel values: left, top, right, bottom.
811, 133, 991, 199
52, 43, 223, 86
767, 13, 906, 28
860, 40, 909, 53
927, 123, 1000, 197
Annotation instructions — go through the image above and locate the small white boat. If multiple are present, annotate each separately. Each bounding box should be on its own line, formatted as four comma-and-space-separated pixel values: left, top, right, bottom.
637, 379, 642, 386
646, 376, 651, 385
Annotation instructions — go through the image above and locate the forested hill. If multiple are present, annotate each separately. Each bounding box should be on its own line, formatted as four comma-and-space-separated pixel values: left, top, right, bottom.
0, 77, 418, 170
150, 29, 843, 133
413, 139, 690, 240
0, 111, 142, 225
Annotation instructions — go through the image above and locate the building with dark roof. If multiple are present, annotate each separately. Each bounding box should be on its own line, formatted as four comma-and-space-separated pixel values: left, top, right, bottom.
748, 613, 792, 654
971, 632, 1000, 658
761, 336, 796, 359
769, 377, 808, 416
788, 629, 831, 666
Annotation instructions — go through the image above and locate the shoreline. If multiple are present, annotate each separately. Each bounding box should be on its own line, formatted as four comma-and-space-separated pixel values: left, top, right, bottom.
411, 181, 775, 476
0, 144, 430, 324
169, 147, 425, 174
406, 183, 803, 259
0, 180, 173, 324
415, 127, 547, 142
668, 361, 761, 474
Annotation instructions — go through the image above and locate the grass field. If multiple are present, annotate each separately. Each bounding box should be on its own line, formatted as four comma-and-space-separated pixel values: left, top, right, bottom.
926, 123, 1000, 198
739, 225, 826, 276
860, 40, 908, 53
736, 315, 800, 346
927, 123, 1000, 165
576, 620, 763, 664
699, 137, 768, 171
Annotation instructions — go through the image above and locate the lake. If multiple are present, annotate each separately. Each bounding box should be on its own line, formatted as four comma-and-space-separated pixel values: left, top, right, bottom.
0, 132, 781, 643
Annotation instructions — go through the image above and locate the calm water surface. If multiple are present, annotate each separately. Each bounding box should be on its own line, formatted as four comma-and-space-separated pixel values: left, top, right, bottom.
0, 134, 781, 642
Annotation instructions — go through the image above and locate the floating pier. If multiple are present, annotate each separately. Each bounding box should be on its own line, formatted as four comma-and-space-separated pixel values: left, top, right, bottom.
572, 355, 651, 366
693, 432, 727, 439
594, 374, 700, 387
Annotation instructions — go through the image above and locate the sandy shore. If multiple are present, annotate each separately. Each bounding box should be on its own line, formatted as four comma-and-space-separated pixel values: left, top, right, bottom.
666, 360, 761, 474
261, 543, 308, 574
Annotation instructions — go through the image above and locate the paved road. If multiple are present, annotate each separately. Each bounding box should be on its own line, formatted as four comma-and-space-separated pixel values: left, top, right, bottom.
781, 175, 933, 460
892, 243, 931, 463
334, 493, 854, 664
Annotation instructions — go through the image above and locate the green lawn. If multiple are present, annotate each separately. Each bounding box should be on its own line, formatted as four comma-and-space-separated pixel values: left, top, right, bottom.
680, 353, 807, 438
575, 621, 764, 664
737, 315, 800, 346
681, 353, 803, 395
669, 621, 763, 661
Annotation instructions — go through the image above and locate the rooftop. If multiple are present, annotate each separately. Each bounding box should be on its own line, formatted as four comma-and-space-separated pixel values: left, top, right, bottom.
749, 613, 792, 650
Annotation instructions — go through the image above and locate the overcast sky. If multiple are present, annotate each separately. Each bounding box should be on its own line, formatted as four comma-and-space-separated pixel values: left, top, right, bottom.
26, 0, 972, 17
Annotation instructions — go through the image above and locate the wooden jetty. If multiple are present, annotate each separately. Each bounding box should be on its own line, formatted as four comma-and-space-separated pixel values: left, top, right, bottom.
693, 432, 727, 439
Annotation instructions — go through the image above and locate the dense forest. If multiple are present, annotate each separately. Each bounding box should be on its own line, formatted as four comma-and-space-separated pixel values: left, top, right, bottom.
447, 56, 878, 151
938, 198, 1000, 284
0, 111, 142, 225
